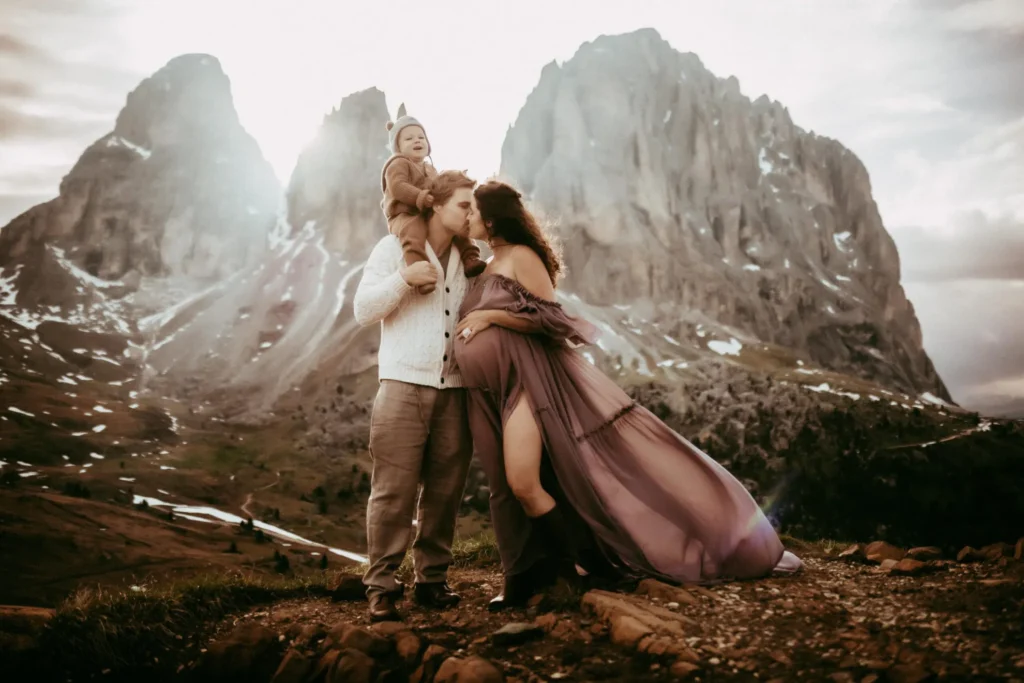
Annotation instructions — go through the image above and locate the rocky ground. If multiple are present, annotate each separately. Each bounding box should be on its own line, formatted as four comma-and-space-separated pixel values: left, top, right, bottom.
7, 537, 1023, 682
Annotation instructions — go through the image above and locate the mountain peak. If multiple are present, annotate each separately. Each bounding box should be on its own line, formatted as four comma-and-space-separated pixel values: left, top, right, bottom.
323, 87, 388, 125
501, 30, 949, 400
113, 53, 237, 148
288, 87, 389, 255
163, 53, 224, 72
0, 52, 279, 290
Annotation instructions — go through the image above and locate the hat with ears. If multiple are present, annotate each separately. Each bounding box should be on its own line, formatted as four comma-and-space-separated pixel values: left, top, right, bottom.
385, 102, 430, 155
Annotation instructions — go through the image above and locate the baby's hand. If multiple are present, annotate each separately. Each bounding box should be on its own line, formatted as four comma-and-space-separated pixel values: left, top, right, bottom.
422, 193, 435, 208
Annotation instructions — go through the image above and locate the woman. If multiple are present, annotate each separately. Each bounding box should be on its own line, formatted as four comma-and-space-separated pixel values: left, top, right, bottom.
454, 181, 801, 610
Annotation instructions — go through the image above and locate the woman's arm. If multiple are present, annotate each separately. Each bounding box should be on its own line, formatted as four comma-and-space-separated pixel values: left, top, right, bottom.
456, 308, 542, 339
456, 247, 558, 342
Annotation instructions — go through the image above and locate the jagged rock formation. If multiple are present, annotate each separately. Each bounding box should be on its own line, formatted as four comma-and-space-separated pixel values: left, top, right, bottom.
140, 89, 391, 417
287, 88, 392, 257
501, 28, 949, 400
0, 54, 280, 290
1, 35, 952, 421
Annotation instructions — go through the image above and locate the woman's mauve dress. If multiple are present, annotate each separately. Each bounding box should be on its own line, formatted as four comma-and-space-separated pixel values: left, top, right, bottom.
454, 273, 802, 583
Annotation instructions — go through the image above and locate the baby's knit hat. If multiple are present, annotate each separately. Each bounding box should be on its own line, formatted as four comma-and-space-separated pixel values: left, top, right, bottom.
386, 103, 431, 154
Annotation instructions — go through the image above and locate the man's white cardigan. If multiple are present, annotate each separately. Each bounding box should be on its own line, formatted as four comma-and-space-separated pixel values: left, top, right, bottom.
353, 235, 468, 389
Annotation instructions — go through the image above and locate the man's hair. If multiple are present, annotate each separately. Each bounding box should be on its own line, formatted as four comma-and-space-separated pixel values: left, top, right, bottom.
427, 170, 476, 210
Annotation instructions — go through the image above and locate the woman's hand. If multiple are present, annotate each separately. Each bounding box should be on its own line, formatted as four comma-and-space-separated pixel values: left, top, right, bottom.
455, 310, 494, 344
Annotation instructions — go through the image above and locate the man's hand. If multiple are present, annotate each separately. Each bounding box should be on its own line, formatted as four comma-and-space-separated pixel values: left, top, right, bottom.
422, 193, 435, 208
455, 310, 494, 344
401, 261, 439, 288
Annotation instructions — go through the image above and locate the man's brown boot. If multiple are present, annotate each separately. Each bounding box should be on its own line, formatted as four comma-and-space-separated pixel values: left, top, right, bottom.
413, 582, 461, 609
368, 592, 401, 622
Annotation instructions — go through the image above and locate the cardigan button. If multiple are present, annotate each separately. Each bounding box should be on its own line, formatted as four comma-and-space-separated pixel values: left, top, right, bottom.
445, 287, 450, 293
445, 332, 450, 338
445, 310, 450, 315
443, 354, 448, 361
440, 377, 445, 384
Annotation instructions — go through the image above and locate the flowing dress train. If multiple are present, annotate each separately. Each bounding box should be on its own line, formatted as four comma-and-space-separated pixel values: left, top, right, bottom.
454, 274, 802, 583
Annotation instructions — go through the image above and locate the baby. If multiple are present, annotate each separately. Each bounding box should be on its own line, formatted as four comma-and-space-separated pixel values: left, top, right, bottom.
381, 112, 486, 294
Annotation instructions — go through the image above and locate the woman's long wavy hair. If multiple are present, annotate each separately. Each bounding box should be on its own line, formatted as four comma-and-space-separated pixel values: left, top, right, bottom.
474, 180, 563, 286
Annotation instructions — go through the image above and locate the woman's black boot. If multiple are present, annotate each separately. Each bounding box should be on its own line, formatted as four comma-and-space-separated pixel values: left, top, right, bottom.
532, 506, 586, 580
487, 559, 556, 612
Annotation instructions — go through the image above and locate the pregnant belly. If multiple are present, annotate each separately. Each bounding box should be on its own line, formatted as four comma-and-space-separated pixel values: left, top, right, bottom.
453, 327, 503, 388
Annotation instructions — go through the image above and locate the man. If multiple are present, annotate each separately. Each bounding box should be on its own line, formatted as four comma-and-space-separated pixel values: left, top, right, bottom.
353, 169, 477, 622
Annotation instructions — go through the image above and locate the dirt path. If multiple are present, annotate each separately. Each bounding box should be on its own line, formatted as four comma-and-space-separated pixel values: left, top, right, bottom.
199, 546, 1023, 681
240, 471, 281, 519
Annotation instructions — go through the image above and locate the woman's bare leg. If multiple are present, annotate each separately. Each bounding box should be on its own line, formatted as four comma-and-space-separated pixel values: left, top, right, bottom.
504, 393, 556, 518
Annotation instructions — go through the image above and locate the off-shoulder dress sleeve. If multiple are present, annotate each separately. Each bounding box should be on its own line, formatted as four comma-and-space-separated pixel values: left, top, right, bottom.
500, 276, 599, 347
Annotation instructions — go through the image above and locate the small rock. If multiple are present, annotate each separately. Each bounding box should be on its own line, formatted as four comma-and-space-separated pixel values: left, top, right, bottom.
978, 578, 1014, 586
1015, 537, 1023, 560
889, 558, 929, 576
534, 613, 558, 631
312, 650, 341, 681
410, 644, 449, 683
0, 605, 54, 657
608, 614, 653, 648
828, 674, 854, 683
886, 663, 931, 683
270, 649, 313, 683
324, 624, 392, 658
980, 542, 1014, 560
288, 623, 326, 648
370, 621, 408, 637
395, 632, 421, 666
957, 546, 987, 563
435, 655, 505, 683
491, 623, 544, 646
328, 575, 367, 602
670, 661, 700, 678
639, 635, 688, 658
194, 622, 284, 682
879, 559, 899, 571
865, 541, 905, 563
550, 619, 577, 641
905, 546, 942, 561
635, 578, 698, 606
837, 544, 867, 562
327, 648, 374, 683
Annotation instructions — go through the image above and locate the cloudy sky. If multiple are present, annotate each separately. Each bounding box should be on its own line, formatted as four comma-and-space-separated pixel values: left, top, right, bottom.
1, 0, 1022, 409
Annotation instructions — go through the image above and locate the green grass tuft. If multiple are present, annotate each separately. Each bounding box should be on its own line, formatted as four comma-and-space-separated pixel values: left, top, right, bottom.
339, 530, 501, 579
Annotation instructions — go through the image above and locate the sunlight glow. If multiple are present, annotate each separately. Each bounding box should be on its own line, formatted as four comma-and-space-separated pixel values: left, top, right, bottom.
107, 0, 907, 184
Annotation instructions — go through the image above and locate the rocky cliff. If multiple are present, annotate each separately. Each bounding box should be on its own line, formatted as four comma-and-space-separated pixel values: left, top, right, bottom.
501, 28, 949, 400
140, 89, 390, 417
286, 89, 392, 257
0, 54, 280, 293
